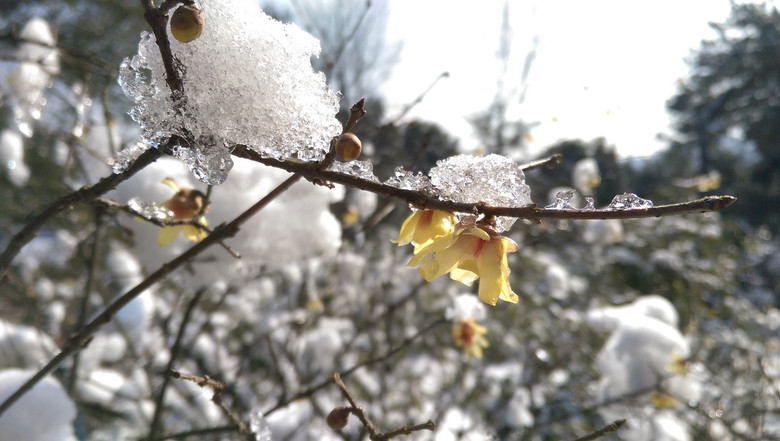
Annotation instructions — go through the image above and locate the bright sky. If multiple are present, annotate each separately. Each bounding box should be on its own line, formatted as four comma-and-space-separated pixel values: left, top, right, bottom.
381, 1, 735, 158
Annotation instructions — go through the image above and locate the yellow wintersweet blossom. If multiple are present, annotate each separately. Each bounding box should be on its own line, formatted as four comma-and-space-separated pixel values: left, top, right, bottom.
393, 209, 456, 251
452, 317, 489, 358
410, 226, 519, 306
157, 177, 209, 247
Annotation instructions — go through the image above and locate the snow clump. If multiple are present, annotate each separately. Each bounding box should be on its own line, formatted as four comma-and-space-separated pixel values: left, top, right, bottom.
428, 154, 533, 232
118, 0, 342, 184
0, 368, 77, 441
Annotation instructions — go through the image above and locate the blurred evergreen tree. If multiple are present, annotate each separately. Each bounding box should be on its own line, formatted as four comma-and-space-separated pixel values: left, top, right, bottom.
666, 3, 780, 229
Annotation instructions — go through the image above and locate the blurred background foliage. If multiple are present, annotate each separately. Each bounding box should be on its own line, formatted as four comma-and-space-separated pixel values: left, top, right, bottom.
0, 1, 778, 440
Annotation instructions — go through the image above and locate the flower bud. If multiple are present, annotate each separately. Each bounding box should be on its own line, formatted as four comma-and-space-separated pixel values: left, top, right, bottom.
326, 406, 351, 430
335, 133, 362, 162
170, 5, 205, 43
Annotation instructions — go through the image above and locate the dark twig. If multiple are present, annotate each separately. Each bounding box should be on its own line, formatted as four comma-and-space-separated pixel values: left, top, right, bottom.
232, 145, 737, 221
343, 98, 367, 135
0, 148, 163, 281
330, 373, 435, 440
145, 424, 239, 441
147, 288, 208, 439
140, 0, 184, 95
168, 370, 255, 441
519, 153, 562, 171
570, 419, 626, 441
67, 207, 105, 394
264, 318, 446, 416
93, 197, 241, 258
391, 71, 450, 125
0, 174, 301, 418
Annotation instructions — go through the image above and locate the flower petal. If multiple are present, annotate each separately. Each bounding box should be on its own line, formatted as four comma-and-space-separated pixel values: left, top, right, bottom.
157, 225, 182, 246
418, 235, 475, 282
182, 225, 207, 242
393, 210, 422, 245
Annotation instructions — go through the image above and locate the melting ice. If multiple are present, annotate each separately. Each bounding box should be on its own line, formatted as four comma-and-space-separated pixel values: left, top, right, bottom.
545, 189, 576, 210
607, 193, 653, 210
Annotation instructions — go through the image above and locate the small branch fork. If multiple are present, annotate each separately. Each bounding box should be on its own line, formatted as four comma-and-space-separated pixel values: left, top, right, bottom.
329, 373, 435, 441
570, 419, 626, 441
168, 370, 256, 441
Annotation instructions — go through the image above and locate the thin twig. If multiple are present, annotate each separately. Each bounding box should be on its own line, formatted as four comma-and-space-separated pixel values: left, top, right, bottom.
67, 207, 105, 394
140, 0, 184, 95
168, 370, 255, 441
330, 373, 436, 440
144, 424, 239, 441
0, 148, 163, 281
93, 198, 241, 258
570, 419, 626, 441
0, 174, 302, 418
232, 145, 737, 221
264, 318, 447, 416
147, 288, 208, 439
519, 153, 562, 171
391, 72, 450, 125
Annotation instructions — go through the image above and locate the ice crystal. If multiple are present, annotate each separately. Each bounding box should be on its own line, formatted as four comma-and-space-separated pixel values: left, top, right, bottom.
117, 0, 341, 183
127, 197, 171, 221
428, 154, 532, 232
545, 189, 576, 210
607, 193, 653, 210
328, 159, 379, 182
111, 141, 149, 174
384, 166, 435, 193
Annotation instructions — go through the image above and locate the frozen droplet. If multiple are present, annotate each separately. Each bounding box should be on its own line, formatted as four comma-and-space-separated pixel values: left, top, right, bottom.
112, 142, 150, 174
384, 166, 435, 193
545, 189, 576, 209
249, 410, 272, 441
128, 197, 172, 220
607, 192, 653, 210
428, 154, 533, 232
583, 196, 596, 210
328, 159, 379, 182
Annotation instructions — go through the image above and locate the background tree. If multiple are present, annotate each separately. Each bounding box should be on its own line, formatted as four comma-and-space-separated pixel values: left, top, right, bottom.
666, 2, 780, 230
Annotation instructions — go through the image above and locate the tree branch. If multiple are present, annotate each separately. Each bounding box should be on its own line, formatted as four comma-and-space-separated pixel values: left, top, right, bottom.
570, 419, 626, 441
0, 148, 163, 281
329, 373, 436, 440
167, 370, 255, 441
232, 145, 736, 221
147, 288, 208, 439
0, 173, 301, 418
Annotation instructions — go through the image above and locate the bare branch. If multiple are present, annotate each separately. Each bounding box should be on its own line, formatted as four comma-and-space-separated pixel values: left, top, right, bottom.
264, 318, 447, 416
570, 419, 626, 441
330, 373, 436, 440
0, 148, 163, 281
518, 153, 562, 171
0, 174, 301, 418
93, 197, 241, 258
168, 369, 255, 441
232, 145, 736, 221
148, 288, 208, 439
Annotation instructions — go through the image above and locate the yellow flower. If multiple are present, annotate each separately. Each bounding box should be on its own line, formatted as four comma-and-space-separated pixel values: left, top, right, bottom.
393, 209, 456, 252
452, 317, 489, 358
157, 177, 209, 246
410, 226, 518, 306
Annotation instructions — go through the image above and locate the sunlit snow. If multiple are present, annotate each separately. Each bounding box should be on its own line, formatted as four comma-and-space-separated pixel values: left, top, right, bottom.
118, 0, 341, 184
